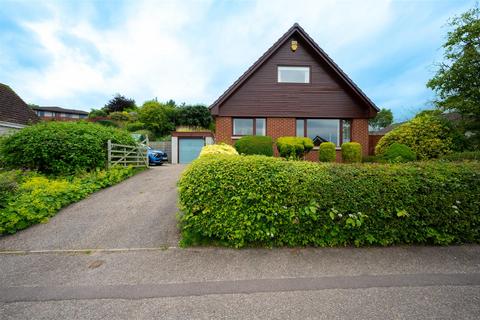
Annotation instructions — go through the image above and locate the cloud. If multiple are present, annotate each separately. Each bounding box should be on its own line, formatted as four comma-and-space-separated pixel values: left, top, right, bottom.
7, 0, 213, 108
0, 0, 475, 120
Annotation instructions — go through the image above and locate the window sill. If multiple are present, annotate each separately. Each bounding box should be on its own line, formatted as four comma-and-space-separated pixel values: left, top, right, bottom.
312, 147, 341, 151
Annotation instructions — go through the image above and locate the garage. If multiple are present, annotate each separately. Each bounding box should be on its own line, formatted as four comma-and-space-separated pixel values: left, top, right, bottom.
171, 131, 214, 164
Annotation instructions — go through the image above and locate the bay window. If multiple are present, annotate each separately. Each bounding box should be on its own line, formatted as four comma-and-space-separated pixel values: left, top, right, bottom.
296, 119, 351, 147
233, 118, 266, 136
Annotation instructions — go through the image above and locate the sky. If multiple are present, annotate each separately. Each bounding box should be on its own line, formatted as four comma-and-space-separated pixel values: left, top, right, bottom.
0, 0, 476, 121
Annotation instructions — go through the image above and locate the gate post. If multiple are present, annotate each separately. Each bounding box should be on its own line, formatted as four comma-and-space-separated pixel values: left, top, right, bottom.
107, 140, 112, 169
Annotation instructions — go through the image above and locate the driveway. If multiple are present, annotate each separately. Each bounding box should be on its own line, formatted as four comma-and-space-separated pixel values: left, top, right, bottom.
0, 164, 185, 251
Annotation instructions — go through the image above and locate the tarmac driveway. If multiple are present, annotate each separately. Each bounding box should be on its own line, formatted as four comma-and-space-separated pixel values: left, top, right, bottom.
0, 165, 185, 251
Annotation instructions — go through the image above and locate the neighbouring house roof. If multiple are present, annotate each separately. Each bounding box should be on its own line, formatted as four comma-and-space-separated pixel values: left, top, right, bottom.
369, 123, 405, 135
210, 23, 379, 115
32, 106, 89, 115
0, 83, 39, 125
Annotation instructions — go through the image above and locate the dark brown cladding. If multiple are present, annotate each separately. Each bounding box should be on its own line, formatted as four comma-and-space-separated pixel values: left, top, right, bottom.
210, 24, 378, 119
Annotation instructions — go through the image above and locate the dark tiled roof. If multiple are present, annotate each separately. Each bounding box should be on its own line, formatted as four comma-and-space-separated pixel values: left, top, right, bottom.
210, 23, 379, 115
369, 123, 404, 135
0, 83, 39, 125
32, 106, 89, 115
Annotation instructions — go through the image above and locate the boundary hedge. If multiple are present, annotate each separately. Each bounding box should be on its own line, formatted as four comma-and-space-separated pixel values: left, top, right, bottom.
178, 155, 480, 248
0, 166, 142, 234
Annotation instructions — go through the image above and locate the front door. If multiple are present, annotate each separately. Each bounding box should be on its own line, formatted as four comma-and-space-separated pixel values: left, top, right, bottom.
179, 138, 204, 164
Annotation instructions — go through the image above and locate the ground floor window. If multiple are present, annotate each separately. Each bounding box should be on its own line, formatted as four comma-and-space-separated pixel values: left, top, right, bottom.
296, 119, 351, 146
233, 118, 266, 136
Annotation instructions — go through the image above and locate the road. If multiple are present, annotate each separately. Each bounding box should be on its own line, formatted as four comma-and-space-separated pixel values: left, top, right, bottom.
0, 165, 479, 319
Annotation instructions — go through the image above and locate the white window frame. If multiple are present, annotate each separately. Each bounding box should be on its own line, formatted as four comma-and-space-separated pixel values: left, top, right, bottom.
277, 66, 310, 83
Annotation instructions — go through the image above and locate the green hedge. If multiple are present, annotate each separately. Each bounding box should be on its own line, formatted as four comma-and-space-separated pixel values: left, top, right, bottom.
341, 142, 362, 163
0, 166, 140, 234
441, 151, 480, 161
234, 136, 273, 156
178, 155, 480, 248
0, 121, 136, 175
318, 142, 336, 162
276, 137, 314, 159
381, 143, 416, 163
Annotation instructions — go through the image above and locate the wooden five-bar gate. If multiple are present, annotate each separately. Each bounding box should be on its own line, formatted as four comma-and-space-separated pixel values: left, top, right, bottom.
107, 138, 149, 169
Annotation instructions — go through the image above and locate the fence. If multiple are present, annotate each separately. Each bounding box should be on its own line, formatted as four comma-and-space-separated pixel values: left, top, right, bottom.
107, 139, 149, 168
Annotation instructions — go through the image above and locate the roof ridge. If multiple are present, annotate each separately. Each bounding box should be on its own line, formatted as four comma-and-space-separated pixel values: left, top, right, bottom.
209, 23, 379, 114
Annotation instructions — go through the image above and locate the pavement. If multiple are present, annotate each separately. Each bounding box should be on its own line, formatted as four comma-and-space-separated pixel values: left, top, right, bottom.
1, 164, 479, 319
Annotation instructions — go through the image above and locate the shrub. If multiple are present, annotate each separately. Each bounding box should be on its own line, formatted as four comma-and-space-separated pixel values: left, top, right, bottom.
441, 151, 480, 161
375, 112, 457, 160
125, 121, 146, 132
362, 155, 378, 163
0, 166, 139, 234
178, 156, 480, 248
96, 119, 119, 128
199, 143, 239, 157
0, 121, 136, 175
276, 137, 314, 159
380, 143, 416, 163
235, 136, 273, 156
341, 142, 362, 163
318, 142, 336, 162
0, 170, 24, 209
109, 111, 131, 122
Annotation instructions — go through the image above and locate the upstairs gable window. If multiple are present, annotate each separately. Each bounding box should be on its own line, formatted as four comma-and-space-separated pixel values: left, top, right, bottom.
277, 66, 310, 83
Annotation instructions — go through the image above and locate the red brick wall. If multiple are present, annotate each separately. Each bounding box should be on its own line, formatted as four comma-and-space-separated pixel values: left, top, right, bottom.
214, 116, 233, 144
351, 118, 369, 156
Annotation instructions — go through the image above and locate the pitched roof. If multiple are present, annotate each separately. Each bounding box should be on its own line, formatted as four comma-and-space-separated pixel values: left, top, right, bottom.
0, 83, 39, 125
32, 106, 89, 115
210, 23, 379, 115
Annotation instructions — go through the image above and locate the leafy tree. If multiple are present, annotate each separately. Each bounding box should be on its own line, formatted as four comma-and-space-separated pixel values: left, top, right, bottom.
88, 109, 108, 118
138, 100, 175, 137
427, 5, 480, 148
175, 105, 213, 129
369, 108, 393, 130
103, 94, 136, 113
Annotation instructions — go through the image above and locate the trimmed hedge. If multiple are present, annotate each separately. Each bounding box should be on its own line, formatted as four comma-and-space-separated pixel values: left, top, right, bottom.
381, 143, 416, 163
235, 136, 273, 156
0, 121, 136, 175
441, 151, 480, 161
341, 142, 362, 163
178, 155, 480, 248
319, 142, 336, 162
0, 166, 140, 234
276, 137, 314, 159
199, 143, 239, 157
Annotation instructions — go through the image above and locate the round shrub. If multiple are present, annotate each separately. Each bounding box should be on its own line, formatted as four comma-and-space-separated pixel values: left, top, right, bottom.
375, 113, 455, 160
341, 142, 362, 163
276, 137, 314, 159
381, 143, 416, 163
234, 136, 273, 156
318, 142, 336, 162
199, 143, 239, 157
0, 121, 136, 175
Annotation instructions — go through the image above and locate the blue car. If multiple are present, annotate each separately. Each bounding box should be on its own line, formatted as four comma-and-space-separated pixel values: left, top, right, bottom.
147, 147, 168, 165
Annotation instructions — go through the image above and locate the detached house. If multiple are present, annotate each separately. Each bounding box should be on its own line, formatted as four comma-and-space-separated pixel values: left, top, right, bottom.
210, 23, 378, 161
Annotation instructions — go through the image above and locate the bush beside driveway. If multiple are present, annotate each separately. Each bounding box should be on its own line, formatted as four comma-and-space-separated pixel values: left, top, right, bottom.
0, 165, 184, 251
